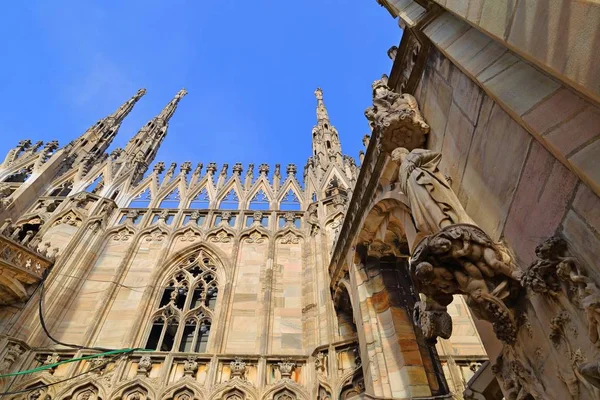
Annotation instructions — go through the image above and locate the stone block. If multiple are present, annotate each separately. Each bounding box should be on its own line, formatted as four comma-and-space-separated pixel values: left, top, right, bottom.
450, 65, 484, 124
446, 28, 492, 75
561, 210, 600, 284
466, 0, 485, 24
523, 88, 588, 135
545, 106, 600, 157
569, 138, 600, 194
424, 12, 471, 49
440, 102, 476, 191
422, 70, 453, 152
573, 183, 600, 234
445, 0, 469, 17
507, 0, 600, 103
479, 0, 517, 39
485, 61, 561, 116
477, 51, 519, 83
463, 40, 507, 78
461, 103, 531, 239
503, 141, 578, 266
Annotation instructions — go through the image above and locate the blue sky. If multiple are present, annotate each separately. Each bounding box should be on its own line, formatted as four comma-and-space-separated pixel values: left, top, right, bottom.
0, 1, 401, 173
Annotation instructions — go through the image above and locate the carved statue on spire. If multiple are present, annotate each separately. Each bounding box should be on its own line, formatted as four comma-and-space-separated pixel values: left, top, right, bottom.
315, 87, 330, 123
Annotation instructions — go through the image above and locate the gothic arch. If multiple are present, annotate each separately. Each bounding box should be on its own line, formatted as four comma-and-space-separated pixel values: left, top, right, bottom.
207, 383, 258, 400
276, 180, 303, 210
56, 379, 107, 400
160, 380, 206, 400
109, 379, 156, 400
139, 243, 230, 352
239, 225, 271, 243
7, 374, 60, 400
245, 181, 275, 210
215, 180, 243, 210
274, 227, 304, 244
261, 381, 309, 400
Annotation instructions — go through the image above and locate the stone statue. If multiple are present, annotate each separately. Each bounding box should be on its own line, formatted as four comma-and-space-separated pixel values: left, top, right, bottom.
364, 75, 429, 150
410, 224, 521, 343
392, 147, 474, 235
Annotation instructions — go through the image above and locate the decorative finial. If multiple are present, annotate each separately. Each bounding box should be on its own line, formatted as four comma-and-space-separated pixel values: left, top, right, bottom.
315, 87, 323, 100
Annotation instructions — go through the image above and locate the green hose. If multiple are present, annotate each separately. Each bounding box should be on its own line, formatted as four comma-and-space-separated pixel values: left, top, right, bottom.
0, 348, 151, 379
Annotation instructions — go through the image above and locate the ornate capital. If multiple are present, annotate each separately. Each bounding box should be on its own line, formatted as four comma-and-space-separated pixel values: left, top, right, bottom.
230, 358, 247, 379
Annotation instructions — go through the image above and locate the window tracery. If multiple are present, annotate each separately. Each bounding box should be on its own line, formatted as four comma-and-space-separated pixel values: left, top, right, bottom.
219, 189, 239, 210
145, 252, 219, 353
159, 188, 181, 208
249, 189, 270, 210
85, 174, 104, 194
189, 188, 210, 209
280, 189, 301, 211
129, 188, 151, 208
49, 180, 73, 197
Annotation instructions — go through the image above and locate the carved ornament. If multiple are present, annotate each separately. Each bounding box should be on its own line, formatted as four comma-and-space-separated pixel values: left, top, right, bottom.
364, 74, 429, 152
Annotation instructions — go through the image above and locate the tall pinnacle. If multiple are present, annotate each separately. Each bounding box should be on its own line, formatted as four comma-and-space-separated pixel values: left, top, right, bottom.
157, 88, 188, 121
315, 87, 330, 124
122, 88, 188, 183
110, 88, 147, 121
65, 88, 147, 167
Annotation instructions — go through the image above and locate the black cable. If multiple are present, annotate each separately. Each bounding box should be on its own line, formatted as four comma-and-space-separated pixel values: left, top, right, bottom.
0, 350, 132, 396
37, 277, 115, 352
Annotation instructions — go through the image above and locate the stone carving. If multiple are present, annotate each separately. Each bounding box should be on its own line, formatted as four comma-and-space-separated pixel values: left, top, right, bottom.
245, 231, 265, 244
278, 359, 295, 379
364, 75, 429, 150
144, 228, 166, 242
137, 355, 152, 376
410, 224, 521, 343
113, 228, 134, 242
209, 230, 232, 243
492, 353, 546, 400
392, 147, 474, 235
90, 355, 106, 374
413, 300, 452, 343
53, 212, 82, 227
0, 343, 23, 372
179, 229, 200, 242
180, 161, 192, 174
230, 358, 247, 379
286, 164, 297, 176
307, 203, 320, 236
206, 162, 217, 174
259, 164, 269, 176
314, 353, 325, 373
283, 212, 295, 227
522, 236, 576, 295
555, 252, 600, 347
183, 355, 199, 376
232, 162, 243, 175
280, 232, 300, 244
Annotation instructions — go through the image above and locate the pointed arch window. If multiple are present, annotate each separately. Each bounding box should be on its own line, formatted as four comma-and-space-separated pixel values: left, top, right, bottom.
219, 189, 239, 210
280, 189, 301, 211
49, 180, 73, 197
189, 188, 210, 209
129, 188, 151, 208
248, 189, 270, 210
145, 252, 219, 353
85, 174, 104, 194
159, 188, 181, 208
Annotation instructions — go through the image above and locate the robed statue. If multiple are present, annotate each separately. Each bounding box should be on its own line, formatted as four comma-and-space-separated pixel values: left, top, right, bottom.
391, 147, 474, 236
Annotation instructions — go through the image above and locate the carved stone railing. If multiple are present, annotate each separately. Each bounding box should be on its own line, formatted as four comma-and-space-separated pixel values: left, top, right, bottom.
0, 232, 53, 304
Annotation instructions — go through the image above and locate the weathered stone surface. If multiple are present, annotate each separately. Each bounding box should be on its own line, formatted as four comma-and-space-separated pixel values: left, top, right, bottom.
522, 88, 588, 135
569, 137, 600, 193
461, 103, 531, 239
503, 141, 578, 266
545, 106, 600, 157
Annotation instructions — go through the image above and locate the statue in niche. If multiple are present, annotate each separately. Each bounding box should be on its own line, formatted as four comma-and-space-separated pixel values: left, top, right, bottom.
391, 147, 474, 235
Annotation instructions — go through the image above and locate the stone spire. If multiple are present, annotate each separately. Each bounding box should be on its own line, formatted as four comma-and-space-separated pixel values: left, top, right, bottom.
310, 87, 343, 171
122, 88, 187, 183
65, 88, 147, 167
